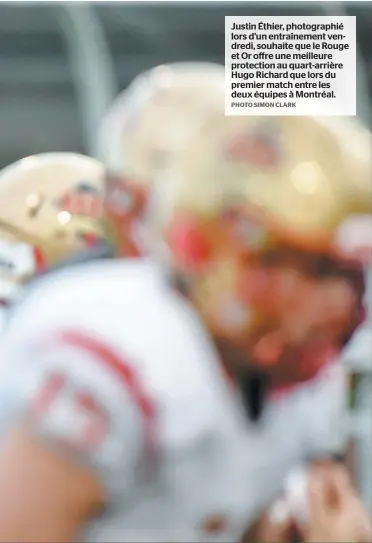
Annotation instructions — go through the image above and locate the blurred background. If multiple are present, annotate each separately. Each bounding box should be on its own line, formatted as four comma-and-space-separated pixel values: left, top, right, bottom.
0, 1, 371, 165
0, 0, 370, 510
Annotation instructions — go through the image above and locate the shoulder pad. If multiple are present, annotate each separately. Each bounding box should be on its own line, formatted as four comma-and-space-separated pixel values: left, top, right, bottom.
42, 242, 115, 275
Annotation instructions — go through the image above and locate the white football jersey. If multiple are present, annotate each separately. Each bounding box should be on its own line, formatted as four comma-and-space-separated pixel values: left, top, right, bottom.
0, 259, 347, 542
0, 238, 43, 333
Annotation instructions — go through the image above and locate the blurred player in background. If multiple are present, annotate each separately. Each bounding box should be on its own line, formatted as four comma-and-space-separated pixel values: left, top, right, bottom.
0, 64, 370, 543
96, 62, 227, 258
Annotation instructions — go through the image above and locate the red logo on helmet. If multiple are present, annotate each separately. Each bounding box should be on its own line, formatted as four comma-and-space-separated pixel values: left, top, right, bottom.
56, 182, 103, 219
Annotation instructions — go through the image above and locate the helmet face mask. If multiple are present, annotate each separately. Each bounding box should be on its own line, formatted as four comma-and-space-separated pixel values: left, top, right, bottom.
104, 171, 149, 258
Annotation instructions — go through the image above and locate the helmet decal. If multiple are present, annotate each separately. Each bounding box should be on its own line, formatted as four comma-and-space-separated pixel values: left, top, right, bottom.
55, 181, 103, 219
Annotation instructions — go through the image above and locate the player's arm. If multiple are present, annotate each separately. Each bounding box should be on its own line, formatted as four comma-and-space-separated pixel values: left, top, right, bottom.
0, 331, 145, 542
0, 426, 103, 542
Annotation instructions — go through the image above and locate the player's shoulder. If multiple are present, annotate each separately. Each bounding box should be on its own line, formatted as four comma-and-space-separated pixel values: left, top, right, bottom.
39, 256, 163, 304
5, 258, 171, 342
2, 257, 227, 454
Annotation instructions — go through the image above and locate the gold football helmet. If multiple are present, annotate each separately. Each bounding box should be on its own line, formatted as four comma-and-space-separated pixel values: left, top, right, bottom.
159, 115, 371, 389
0, 152, 104, 302
165, 115, 371, 254
98, 62, 225, 256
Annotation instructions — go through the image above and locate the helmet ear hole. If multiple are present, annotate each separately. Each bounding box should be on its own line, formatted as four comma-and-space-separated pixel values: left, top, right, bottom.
166, 214, 213, 271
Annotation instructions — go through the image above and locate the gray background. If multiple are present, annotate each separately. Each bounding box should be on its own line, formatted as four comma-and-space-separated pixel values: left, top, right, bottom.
0, 1, 370, 167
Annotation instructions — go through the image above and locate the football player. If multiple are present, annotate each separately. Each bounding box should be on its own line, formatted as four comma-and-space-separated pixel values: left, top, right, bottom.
0, 152, 105, 430
98, 63, 369, 467
0, 65, 370, 543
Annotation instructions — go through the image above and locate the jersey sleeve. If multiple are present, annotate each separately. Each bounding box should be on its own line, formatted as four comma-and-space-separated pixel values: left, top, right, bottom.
0, 327, 153, 502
